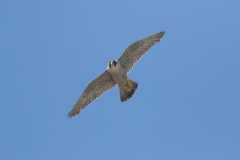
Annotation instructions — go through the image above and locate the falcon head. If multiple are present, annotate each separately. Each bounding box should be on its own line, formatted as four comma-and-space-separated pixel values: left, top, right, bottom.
108, 60, 118, 68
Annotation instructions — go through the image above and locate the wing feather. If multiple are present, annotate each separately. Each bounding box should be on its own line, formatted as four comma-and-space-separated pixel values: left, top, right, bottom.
68, 70, 116, 117
118, 31, 165, 73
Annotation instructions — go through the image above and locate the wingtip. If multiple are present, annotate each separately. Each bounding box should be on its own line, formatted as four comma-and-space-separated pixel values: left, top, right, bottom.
67, 113, 74, 118
67, 113, 77, 118
67, 114, 73, 118
160, 30, 165, 35
67, 109, 81, 118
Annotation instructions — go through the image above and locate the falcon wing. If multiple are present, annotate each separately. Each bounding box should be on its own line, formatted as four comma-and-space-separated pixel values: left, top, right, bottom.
118, 31, 165, 73
68, 70, 116, 117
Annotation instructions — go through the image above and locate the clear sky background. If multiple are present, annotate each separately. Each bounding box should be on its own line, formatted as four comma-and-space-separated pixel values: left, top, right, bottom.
1, 0, 240, 160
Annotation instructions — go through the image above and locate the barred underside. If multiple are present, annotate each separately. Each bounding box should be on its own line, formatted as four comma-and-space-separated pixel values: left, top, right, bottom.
118, 31, 165, 73
119, 79, 138, 102
68, 31, 165, 117
67, 71, 116, 117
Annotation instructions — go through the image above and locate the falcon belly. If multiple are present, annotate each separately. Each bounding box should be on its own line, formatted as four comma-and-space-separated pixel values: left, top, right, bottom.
107, 60, 138, 102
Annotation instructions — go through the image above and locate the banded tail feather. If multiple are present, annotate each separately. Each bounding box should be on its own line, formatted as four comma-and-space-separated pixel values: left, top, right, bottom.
118, 79, 138, 102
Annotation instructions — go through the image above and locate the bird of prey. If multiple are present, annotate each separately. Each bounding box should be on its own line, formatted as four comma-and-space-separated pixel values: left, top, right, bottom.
68, 31, 165, 117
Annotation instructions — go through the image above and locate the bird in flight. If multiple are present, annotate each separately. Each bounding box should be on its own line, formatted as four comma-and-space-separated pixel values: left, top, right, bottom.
68, 31, 165, 117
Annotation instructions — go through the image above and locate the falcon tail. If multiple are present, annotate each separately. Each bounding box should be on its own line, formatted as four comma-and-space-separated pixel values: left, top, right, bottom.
118, 79, 138, 102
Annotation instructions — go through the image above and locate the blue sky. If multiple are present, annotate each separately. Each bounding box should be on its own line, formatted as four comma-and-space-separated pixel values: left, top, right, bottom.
1, 0, 240, 159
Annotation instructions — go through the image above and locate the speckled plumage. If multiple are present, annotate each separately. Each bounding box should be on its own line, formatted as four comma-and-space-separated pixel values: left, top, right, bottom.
118, 31, 165, 73
67, 31, 165, 117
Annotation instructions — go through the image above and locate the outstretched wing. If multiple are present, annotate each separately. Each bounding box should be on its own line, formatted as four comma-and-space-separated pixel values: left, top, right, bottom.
118, 31, 165, 73
68, 70, 116, 117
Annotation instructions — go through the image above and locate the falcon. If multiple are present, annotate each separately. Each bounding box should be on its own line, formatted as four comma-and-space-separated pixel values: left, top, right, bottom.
68, 31, 165, 117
